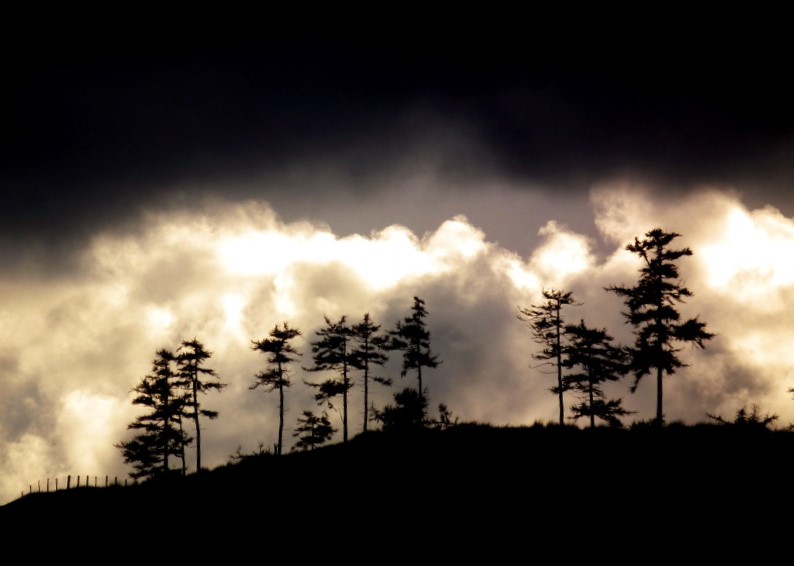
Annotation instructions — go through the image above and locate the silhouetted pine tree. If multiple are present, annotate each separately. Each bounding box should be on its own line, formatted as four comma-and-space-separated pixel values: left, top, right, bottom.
304, 316, 355, 442
251, 322, 302, 456
434, 403, 459, 430
374, 387, 428, 432
293, 410, 336, 451
707, 405, 779, 431
563, 320, 632, 427
518, 288, 580, 425
176, 339, 225, 471
606, 229, 714, 426
350, 313, 391, 433
116, 348, 192, 480
116, 436, 162, 480
387, 296, 440, 400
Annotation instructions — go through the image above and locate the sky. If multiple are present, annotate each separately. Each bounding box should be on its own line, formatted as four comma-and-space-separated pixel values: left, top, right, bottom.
2, 28, 794, 503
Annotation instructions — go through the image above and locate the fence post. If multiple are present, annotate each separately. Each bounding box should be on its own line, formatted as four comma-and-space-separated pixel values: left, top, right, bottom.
56, 477, 59, 490
105, 475, 109, 487
115, 476, 118, 486
76, 476, 81, 488
38, 480, 41, 492
29, 485, 32, 494
67, 475, 71, 490
47, 478, 50, 492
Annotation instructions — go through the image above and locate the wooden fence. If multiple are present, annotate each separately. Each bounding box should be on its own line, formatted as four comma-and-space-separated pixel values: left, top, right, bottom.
21, 475, 133, 499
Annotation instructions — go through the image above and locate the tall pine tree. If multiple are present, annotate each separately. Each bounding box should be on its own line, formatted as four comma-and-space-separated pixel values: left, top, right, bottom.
176, 339, 225, 471
518, 289, 579, 425
251, 322, 301, 455
116, 348, 192, 480
388, 296, 440, 400
350, 313, 391, 433
606, 229, 714, 426
304, 316, 355, 442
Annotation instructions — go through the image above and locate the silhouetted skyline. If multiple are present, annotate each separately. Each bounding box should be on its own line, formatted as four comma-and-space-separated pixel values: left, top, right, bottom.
3, 32, 794, 505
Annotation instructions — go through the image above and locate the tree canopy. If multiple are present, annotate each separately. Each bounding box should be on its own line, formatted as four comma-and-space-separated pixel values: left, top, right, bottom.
350, 313, 391, 433
388, 296, 440, 399
518, 288, 579, 425
251, 322, 302, 456
304, 315, 355, 442
563, 320, 632, 427
115, 349, 192, 479
607, 228, 714, 426
177, 339, 225, 471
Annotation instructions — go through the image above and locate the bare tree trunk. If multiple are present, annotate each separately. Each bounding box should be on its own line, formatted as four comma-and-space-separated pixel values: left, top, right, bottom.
655, 281, 665, 428
162, 409, 169, 473
342, 361, 349, 442
277, 360, 284, 456
178, 416, 187, 475
192, 370, 202, 471
363, 362, 369, 433
656, 365, 663, 427
556, 303, 564, 426
589, 380, 595, 428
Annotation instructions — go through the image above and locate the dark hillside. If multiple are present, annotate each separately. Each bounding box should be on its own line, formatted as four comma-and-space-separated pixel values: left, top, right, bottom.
3, 423, 792, 544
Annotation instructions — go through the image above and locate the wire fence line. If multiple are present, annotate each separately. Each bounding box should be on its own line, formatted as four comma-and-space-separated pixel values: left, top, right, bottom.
19, 475, 133, 499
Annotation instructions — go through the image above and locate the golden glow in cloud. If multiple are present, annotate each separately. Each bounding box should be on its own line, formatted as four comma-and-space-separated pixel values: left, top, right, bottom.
592, 186, 794, 416
699, 205, 794, 305
0, 201, 535, 505
57, 390, 129, 475
4, 190, 794, 506
217, 213, 486, 291
530, 221, 595, 284
0, 433, 54, 500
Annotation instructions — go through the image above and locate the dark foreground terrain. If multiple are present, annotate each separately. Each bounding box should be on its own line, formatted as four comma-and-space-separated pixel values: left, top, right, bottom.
2, 423, 792, 548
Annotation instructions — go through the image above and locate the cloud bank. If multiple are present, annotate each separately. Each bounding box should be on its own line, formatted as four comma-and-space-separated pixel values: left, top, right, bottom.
2, 186, 794, 504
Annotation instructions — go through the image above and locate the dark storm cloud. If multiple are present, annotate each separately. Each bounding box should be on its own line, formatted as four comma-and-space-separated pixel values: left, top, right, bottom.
6, 20, 794, 505
4, 32, 793, 261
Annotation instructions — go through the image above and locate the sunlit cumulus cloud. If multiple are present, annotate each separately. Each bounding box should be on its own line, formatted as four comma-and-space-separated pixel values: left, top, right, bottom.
3, 189, 794, 504
591, 185, 794, 419
0, 201, 539, 503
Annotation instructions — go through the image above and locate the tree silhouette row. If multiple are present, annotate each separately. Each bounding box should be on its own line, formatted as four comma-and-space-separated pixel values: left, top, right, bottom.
118, 297, 441, 478
119, 228, 719, 480
115, 340, 225, 479
519, 228, 715, 428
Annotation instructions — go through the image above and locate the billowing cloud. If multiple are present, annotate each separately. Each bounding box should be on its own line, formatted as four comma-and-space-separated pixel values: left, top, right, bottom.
6, 36, 794, 275
3, 187, 794, 505
590, 186, 794, 418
